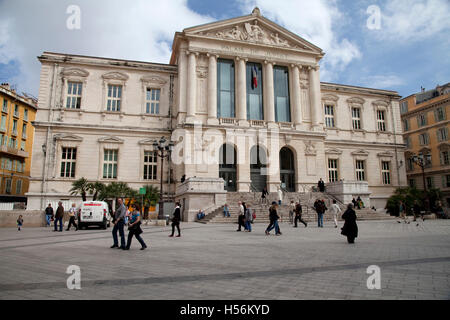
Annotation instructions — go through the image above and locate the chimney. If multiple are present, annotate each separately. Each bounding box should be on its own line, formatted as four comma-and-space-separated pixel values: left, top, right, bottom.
1, 83, 11, 90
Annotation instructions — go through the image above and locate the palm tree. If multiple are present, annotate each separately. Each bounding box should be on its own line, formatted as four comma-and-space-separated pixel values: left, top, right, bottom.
142, 185, 160, 219
70, 177, 90, 201
87, 182, 106, 201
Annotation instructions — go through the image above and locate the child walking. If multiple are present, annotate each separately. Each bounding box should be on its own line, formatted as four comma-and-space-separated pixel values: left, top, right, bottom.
17, 215, 23, 231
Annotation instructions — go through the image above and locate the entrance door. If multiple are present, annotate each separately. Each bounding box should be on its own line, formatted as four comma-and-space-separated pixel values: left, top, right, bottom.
219, 144, 237, 192
250, 145, 267, 192
280, 147, 295, 192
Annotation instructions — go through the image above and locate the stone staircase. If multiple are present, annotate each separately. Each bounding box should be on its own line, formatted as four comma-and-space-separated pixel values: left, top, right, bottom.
199, 191, 396, 224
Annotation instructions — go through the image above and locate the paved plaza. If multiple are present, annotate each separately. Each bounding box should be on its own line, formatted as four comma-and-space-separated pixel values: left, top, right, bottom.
0, 219, 449, 300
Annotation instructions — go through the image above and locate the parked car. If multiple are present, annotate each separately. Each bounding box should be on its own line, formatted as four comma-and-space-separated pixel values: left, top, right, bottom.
78, 201, 111, 229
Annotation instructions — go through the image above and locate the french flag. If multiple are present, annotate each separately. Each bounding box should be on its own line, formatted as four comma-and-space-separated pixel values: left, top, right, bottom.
251, 65, 258, 89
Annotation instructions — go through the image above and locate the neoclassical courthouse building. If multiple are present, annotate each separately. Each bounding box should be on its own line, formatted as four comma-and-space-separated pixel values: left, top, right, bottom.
27, 8, 407, 219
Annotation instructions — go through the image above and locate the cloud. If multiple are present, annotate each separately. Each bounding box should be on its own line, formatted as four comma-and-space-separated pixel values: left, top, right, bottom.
237, 0, 362, 81
379, 0, 450, 42
361, 75, 405, 89
0, 0, 213, 96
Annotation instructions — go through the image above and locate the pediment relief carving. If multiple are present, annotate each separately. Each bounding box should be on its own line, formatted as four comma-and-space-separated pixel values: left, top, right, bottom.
322, 94, 339, 102
98, 136, 124, 144
325, 148, 343, 155
351, 150, 369, 156
141, 75, 167, 85
304, 140, 316, 155
54, 134, 83, 142
347, 97, 365, 105
61, 67, 89, 78
139, 138, 157, 146
102, 72, 129, 81
372, 100, 389, 107
195, 20, 312, 51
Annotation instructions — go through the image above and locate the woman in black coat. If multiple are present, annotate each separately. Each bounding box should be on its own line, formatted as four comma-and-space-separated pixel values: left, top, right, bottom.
341, 203, 358, 243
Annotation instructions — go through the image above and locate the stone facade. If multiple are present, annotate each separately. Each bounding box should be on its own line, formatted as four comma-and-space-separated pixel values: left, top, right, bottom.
27, 8, 407, 219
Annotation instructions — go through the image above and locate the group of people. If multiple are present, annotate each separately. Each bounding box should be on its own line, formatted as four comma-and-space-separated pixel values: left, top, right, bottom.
352, 196, 365, 210
288, 200, 307, 228
44, 202, 79, 232
237, 201, 254, 232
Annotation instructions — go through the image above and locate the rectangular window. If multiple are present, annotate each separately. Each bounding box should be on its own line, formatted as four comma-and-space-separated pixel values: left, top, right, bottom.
437, 127, 448, 142
22, 124, 27, 139
441, 151, 449, 165
435, 107, 446, 122
419, 133, 430, 146
446, 175, 450, 188
217, 59, 235, 118
355, 160, 366, 181
324, 105, 335, 128
352, 108, 361, 130
145, 88, 160, 114
246, 62, 263, 120
107, 85, 122, 112
66, 82, 82, 109
417, 113, 427, 127
403, 119, 409, 132
143, 151, 157, 180
409, 179, 415, 188
20, 140, 25, 151
13, 105, 19, 117
407, 157, 414, 171
426, 177, 433, 189
405, 136, 411, 149
377, 110, 386, 132
12, 120, 18, 135
8, 138, 16, 149
273, 66, 290, 122
400, 101, 408, 114
381, 161, 391, 185
2, 99, 7, 113
15, 179, 22, 194
24, 109, 28, 121
0, 115, 5, 131
328, 159, 339, 182
60, 147, 77, 178
103, 149, 118, 179
5, 178, 12, 194
6, 159, 12, 171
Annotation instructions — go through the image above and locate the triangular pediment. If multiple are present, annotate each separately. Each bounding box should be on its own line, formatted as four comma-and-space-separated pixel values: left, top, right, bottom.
183, 8, 323, 54
351, 150, 369, 156
98, 136, 124, 144
325, 148, 343, 155
54, 134, 83, 142
61, 67, 89, 78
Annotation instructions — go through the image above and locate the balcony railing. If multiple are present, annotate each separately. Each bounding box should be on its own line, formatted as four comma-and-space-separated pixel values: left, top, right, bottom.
0, 145, 29, 158
250, 120, 266, 127
219, 118, 237, 125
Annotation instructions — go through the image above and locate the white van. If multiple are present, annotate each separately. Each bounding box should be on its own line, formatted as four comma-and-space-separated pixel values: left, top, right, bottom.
78, 201, 111, 229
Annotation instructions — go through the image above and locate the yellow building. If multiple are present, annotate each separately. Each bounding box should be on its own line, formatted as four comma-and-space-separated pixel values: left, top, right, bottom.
0, 83, 37, 202
401, 83, 450, 208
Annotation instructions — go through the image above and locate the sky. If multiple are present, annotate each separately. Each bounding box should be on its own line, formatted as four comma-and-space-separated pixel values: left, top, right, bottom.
0, 0, 449, 99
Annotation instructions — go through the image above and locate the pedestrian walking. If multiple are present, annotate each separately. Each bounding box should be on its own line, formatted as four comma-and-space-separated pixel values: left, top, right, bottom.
294, 201, 307, 228
397, 201, 409, 224
341, 203, 358, 244
111, 198, 127, 249
265, 202, 282, 236
66, 203, 78, 231
125, 203, 147, 250
329, 199, 342, 228
318, 178, 325, 192
314, 199, 327, 228
45, 203, 54, 227
169, 202, 181, 237
223, 204, 230, 217
237, 201, 245, 231
413, 200, 421, 223
244, 204, 253, 232
17, 215, 23, 231
54, 201, 64, 232
261, 187, 269, 205
289, 200, 295, 224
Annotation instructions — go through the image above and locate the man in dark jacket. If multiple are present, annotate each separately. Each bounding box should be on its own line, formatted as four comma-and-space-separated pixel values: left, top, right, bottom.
341, 203, 358, 243
318, 178, 325, 192
294, 202, 307, 228
54, 202, 64, 232
111, 198, 127, 249
314, 199, 327, 228
45, 203, 54, 227
169, 202, 181, 237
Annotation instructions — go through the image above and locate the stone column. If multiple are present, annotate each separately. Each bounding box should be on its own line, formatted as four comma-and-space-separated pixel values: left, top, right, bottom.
309, 66, 322, 129
264, 61, 276, 128
236, 57, 248, 126
186, 51, 198, 124
207, 54, 219, 125
178, 51, 187, 118
291, 64, 302, 128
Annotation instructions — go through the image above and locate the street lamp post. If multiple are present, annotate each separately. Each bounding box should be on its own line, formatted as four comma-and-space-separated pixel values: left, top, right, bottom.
153, 137, 174, 220
410, 153, 431, 213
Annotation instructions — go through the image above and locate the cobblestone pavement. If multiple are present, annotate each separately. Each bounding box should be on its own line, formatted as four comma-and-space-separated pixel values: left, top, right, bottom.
0, 219, 449, 300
